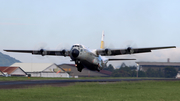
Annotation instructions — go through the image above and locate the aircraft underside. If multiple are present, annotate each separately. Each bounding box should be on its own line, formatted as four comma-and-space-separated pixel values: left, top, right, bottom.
75, 60, 100, 72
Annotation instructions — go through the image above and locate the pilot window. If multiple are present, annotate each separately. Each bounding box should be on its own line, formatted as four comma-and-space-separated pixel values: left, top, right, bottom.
72, 45, 77, 47
74, 45, 79, 47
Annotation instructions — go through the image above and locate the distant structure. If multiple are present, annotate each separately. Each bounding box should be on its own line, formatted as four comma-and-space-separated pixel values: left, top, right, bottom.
7, 63, 111, 77
0, 67, 26, 76
136, 59, 180, 72
11, 63, 69, 77
176, 72, 180, 78
167, 58, 170, 63
59, 64, 111, 77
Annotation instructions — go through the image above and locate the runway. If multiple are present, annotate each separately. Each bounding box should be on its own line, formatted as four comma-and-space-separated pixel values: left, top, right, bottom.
0, 78, 179, 89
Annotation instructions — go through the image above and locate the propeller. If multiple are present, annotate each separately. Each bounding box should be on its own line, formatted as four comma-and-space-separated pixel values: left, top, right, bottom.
56, 43, 70, 56
118, 40, 140, 62
33, 42, 50, 59
32, 42, 62, 63
120, 40, 138, 54
103, 42, 115, 56
104, 43, 115, 49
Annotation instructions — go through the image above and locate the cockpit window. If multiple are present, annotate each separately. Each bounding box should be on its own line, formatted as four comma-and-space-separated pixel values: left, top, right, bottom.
72, 45, 80, 48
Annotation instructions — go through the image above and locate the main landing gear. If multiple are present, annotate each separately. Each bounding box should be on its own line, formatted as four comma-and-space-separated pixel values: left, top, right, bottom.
75, 60, 84, 72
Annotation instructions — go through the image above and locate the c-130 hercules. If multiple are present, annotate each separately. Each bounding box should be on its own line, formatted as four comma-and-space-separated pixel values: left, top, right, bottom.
4, 31, 176, 72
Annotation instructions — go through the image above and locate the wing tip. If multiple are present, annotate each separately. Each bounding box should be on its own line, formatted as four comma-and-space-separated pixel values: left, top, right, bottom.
4, 49, 9, 52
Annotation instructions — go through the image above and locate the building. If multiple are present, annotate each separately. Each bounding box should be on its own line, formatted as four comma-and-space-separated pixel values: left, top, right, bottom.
176, 72, 180, 78
0, 67, 27, 76
59, 64, 111, 77
0, 70, 4, 76
11, 63, 69, 77
136, 62, 180, 72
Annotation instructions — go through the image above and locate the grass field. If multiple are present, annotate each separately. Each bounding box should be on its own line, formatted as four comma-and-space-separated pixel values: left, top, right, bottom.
0, 80, 180, 101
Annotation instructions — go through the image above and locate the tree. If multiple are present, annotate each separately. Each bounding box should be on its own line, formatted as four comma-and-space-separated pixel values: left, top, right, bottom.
111, 69, 120, 77
146, 68, 156, 77
164, 67, 178, 78
111, 66, 137, 77
103, 64, 114, 72
138, 71, 146, 77
157, 68, 164, 77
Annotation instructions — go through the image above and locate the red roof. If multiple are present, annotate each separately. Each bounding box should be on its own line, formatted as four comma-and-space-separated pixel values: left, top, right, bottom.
0, 67, 19, 74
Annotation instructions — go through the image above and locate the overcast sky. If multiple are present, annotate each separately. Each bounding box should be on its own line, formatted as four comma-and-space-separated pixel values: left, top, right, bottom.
0, 0, 180, 67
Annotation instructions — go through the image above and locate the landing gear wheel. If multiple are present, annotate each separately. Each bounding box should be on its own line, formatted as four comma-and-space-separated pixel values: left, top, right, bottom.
75, 62, 84, 72
77, 67, 83, 72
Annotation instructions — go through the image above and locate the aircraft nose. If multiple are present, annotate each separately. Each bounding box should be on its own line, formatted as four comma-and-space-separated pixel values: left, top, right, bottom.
72, 49, 79, 58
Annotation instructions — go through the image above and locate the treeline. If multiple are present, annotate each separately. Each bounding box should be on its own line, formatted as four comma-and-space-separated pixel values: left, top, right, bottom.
104, 64, 178, 78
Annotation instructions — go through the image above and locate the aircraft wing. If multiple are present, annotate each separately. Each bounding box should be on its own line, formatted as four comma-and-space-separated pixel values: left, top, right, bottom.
4, 49, 70, 56
97, 46, 176, 56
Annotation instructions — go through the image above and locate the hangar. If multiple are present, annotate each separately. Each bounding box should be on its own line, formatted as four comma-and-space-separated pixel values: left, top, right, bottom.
59, 64, 111, 77
11, 63, 69, 77
136, 62, 180, 72
0, 67, 27, 76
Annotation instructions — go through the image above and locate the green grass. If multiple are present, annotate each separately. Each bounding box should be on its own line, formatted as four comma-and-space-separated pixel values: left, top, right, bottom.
0, 81, 180, 101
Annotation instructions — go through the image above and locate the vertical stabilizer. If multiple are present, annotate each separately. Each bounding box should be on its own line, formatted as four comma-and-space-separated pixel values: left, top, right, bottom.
100, 31, 105, 49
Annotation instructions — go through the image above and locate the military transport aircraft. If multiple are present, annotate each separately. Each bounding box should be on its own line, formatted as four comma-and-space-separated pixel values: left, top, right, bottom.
4, 31, 176, 72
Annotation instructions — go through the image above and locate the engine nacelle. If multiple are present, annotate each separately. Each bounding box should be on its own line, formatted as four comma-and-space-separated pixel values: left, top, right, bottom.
105, 48, 112, 55
62, 49, 69, 56
127, 47, 134, 54
40, 49, 46, 56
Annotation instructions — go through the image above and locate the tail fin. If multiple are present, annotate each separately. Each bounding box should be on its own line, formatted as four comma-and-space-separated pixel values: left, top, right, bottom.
100, 31, 105, 49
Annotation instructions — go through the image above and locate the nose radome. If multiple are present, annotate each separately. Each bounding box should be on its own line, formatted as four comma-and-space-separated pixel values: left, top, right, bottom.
72, 49, 79, 58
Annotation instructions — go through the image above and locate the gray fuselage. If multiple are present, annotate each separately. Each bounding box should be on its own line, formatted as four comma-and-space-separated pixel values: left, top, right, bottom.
69, 44, 106, 71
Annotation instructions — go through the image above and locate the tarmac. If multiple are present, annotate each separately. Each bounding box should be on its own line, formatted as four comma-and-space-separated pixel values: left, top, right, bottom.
0, 78, 179, 89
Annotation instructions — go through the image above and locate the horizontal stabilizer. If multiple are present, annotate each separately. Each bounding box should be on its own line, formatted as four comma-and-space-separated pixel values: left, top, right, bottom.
108, 59, 136, 61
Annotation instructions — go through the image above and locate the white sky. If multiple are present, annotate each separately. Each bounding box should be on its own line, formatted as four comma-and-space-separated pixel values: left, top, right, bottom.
0, 0, 180, 68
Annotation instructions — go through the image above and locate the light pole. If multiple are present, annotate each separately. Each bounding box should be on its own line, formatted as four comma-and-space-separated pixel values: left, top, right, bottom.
137, 64, 139, 78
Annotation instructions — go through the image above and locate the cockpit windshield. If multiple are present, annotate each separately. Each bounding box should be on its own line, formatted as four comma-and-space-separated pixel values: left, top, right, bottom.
71, 44, 85, 49
72, 45, 79, 47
